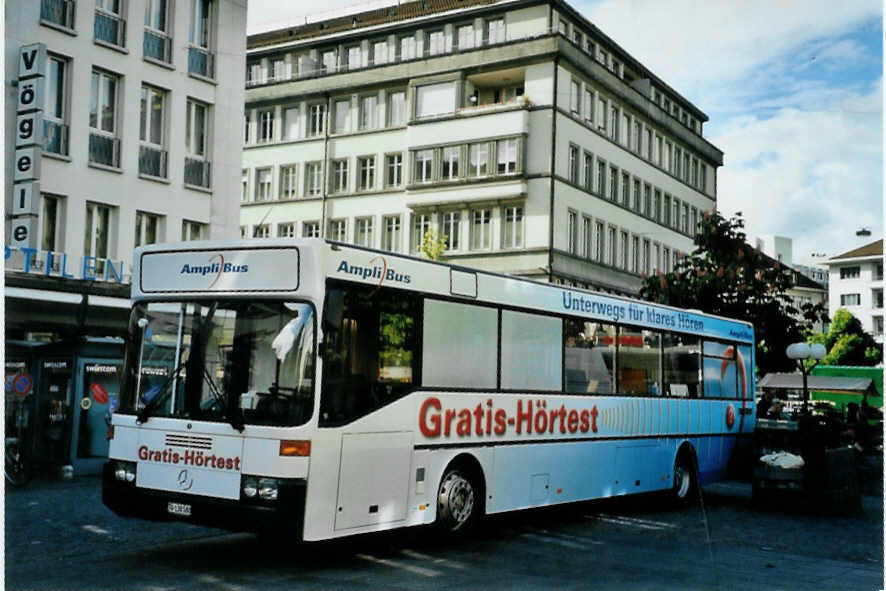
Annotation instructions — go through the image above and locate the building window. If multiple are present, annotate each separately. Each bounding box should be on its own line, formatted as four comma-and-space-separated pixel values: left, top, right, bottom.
610, 106, 619, 142
650, 187, 658, 221
663, 195, 671, 226
44, 55, 70, 156
469, 142, 489, 177
181, 220, 206, 241
360, 94, 377, 130
595, 160, 605, 195
277, 222, 296, 238
594, 220, 604, 262
607, 226, 617, 266
631, 235, 639, 273
840, 293, 861, 306
503, 206, 523, 249
414, 149, 434, 183
485, 18, 505, 44
139, 85, 168, 178
345, 45, 361, 70
642, 239, 651, 275
877, 264, 883, 280
89, 69, 121, 168
583, 152, 593, 190
874, 316, 884, 336
328, 218, 347, 242
321, 48, 337, 73
253, 224, 270, 239
386, 153, 403, 187
442, 211, 460, 250
426, 29, 445, 56
874, 290, 883, 309
305, 162, 321, 196
309, 103, 326, 136
416, 82, 455, 118
331, 159, 349, 193
240, 225, 247, 238
682, 203, 689, 234
663, 247, 671, 272
471, 209, 492, 250
144, 0, 172, 63
620, 231, 629, 270
382, 215, 401, 252
355, 217, 374, 247
840, 266, 861, 279
609, 166, 618, 201
40, 194, 63, 252
280, 164, 297, 198
95, 0, 127, 48
303, 221, 320, 238
497, 139, 517, 174
399, 35, 416, 60
187, 0, 215, 78
570, 80, 580, 115
84, 202, 113, 273
581, 215, 592, 259
241, 169, 248, 201
412, 214, 432, 252
442, 146, 460, 180
371, 40, 388, 65
255, 167, 272, 201
632, 178, 641, 211
567, 210, 577, 255
568, 145, 579, 183
258, 109, 274, 142
272, 59, 290, 81
333, 99, 350, 134
135, 211, 161, 247
184, 98, 210, 188
621, 172, 630, 206
584, 88, 593, 124
388, 91, 406, 126
358, 156, 375, 191
691, 207, 698, 235
457, 24, 474, 49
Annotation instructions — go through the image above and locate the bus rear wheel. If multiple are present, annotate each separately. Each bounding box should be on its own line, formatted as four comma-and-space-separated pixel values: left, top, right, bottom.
671, 452, 697, 504
436, 467, 480, 535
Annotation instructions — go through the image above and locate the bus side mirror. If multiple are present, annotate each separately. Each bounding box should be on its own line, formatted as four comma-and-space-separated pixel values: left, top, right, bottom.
323, 290, 344, 331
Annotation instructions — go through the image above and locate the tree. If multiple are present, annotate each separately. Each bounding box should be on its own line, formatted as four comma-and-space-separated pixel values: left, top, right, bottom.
419, 228, 448, 261
638, 211, 828, 374
808, 308, 882, 367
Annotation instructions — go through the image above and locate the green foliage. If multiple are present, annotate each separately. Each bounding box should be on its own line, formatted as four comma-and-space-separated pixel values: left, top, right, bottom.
807, 308, 882, 367
638, 211, 828, 374
420, 228, 448, 261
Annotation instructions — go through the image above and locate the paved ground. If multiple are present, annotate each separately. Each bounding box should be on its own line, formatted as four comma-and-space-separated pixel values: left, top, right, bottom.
5, 471, 884, 591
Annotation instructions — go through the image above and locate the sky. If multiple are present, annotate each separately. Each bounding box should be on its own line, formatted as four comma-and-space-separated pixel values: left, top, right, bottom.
247, 0, 884, 262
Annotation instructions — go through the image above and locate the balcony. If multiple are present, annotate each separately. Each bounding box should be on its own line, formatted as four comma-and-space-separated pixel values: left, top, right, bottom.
139, 145, 168, 178
40, 0, 75, 29
88, 133, 120, 168
188, 46, 215, 79
184, 157, 211, 189
94, 9, 126, 48
43, 120, 69, 156
143, 29, 172, 64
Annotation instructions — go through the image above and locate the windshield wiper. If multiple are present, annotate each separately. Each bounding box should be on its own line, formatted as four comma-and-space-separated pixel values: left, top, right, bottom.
136, 358, 188, 424
201, 365, 244, 432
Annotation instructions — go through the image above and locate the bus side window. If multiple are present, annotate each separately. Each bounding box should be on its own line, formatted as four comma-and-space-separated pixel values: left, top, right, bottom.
564, 319, 615, 394
663, 332, 700, 398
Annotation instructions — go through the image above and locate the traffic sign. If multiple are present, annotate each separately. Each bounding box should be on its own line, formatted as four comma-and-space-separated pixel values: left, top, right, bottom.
12, 373, 33, 397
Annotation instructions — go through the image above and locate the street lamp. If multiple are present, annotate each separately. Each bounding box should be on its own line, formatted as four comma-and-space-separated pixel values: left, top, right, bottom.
786, 342, 826, 413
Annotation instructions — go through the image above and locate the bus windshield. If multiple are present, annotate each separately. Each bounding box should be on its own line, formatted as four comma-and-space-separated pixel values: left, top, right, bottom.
120, 300, 315, 427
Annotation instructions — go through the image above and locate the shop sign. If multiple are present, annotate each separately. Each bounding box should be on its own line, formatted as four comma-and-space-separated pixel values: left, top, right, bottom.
5, 244, 127, 283
11, 43, 46, 249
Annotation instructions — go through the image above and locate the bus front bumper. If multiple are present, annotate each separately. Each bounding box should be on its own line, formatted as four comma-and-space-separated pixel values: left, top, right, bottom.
101, 462, 306, 535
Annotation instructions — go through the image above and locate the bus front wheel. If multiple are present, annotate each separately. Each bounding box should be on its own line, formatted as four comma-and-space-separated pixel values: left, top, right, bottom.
436, 467, 480, 535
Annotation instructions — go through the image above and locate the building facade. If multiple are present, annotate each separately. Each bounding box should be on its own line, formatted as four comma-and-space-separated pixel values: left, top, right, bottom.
827, 239, 884, 343
241, 0, 723, 294
4, 0, 246, 475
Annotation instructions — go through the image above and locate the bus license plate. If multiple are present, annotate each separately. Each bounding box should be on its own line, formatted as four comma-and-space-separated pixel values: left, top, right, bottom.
167, 502, 191, 517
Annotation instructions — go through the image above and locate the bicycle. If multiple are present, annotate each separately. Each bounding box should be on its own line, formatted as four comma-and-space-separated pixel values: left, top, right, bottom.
5, 395, 33, 487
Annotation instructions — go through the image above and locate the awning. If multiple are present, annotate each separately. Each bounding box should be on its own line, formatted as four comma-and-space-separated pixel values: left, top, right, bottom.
758, 373, 875, 395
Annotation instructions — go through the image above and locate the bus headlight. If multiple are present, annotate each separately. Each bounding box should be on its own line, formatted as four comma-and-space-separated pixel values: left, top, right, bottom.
114, 461, 136, 483
258, 478, 279, 501
242, 476, 258, 498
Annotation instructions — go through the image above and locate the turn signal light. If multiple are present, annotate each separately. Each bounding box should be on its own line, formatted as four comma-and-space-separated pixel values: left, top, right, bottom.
279, 440, 311, 456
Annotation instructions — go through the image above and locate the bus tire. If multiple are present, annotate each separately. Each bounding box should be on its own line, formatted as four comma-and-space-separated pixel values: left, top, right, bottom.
436, 464, 483, 535
671, 448, 697, 505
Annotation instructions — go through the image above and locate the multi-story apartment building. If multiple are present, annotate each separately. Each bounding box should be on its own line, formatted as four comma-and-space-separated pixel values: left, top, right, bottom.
6, 0, 246, 288
241, 0, 723, 294
827, 239, 884, 342
4, 0, 246, 476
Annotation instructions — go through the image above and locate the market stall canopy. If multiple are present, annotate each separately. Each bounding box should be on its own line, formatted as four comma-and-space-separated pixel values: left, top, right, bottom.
758, 373, 875, 396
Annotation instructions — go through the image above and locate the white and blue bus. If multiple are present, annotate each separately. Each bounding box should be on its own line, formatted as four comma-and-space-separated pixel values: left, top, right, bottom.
103, 239, 755, 540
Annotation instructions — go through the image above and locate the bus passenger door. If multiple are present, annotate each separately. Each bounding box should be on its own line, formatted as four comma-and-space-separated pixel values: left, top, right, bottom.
334, 431, 413, 531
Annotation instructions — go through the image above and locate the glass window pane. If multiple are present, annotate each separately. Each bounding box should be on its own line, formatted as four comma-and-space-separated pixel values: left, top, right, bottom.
564, 319, 615, 393
422, 300, 497, 389
501, 311, 562, 391
617, 328, 661, 395
663, 333, 700, 397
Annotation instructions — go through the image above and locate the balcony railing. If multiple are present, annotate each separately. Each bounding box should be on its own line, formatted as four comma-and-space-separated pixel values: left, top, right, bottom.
188, 46, 215, 79
94, 9, 126, 48
139, 145, 168, 178
143, 29, 172, 63
43, 120, 69, 156
88, 132, 120, 168
40, 0, 75, 29
184, 157, 211, 188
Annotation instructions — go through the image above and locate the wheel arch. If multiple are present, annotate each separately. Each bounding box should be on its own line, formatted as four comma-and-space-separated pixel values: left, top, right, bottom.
442, 452, 487, 510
